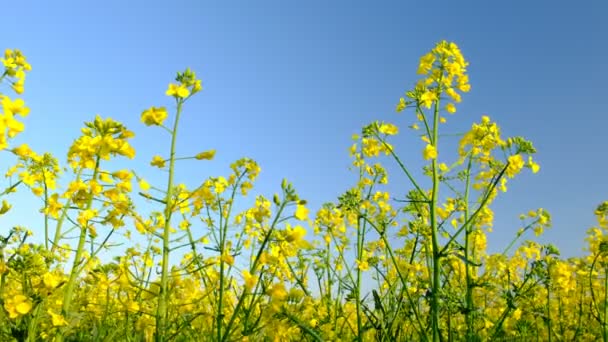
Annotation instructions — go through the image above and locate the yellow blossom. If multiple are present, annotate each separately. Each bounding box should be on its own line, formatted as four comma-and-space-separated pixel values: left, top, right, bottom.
356, 259, 369, 271
423, 144, 437, 160
528, 156, 540, 173
141, 106, 168, 126
506, 154, 525, 178
48, 310, 68, 326
295, 204, 309, 221
139, 178, 151, 191
220, 252, 234, 265
378, 123, 398, 135
445, 103, 456, 113
195, 149, 216, 160
4, 295, 32, 319
284, 225, 307, 244
420, 90, 437, 109
43, 272, 61, 289
0, 200, 11, 215
12, 143, 33, 157
151, 155, 166, 168
166, 83, 190, 98
243, 270, 258, 290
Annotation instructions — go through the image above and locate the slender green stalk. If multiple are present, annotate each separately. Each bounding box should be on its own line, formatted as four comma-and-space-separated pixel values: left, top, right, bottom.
463, 156, 475, 340
216, 178, 241, 341
26, 303, 42, 342
430, 87, 442, 342
155, 99, 183, 342
59, 157, 101, 341
51, 169, 81, 253
42, 171, 49, 250
355, 217, 364, 341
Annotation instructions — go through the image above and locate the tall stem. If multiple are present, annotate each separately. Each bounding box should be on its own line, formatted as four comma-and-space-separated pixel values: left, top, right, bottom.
156, 99, 183, 342
61, 156, 101, 325
42, 171, 49, 250
355, 217, 364, 341
463, 156, 474, 340
430, 87, 442, 342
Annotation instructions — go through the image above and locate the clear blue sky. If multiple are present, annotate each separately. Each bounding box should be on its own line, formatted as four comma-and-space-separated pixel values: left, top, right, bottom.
2, 0, 606, 258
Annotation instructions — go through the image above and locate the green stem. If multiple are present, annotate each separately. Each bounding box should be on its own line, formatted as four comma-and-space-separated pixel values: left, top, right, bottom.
51, 169, 81, 253
463, 156, 474, 340
155, 99, 183, 342
42, 171, 49, 250
355, 217, 363, 341
216, 177, 242, 341
61, 156, 101, 329
430, 87, 441, 342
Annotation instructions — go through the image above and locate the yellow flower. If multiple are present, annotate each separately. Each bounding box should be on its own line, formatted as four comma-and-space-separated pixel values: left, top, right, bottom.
0, 200, 12, 215
356, 259, 369, 271
445, 103, 456, 114
214, 176, 229, 194
4, 295, 32, 319
378, 123, 398, 135
294, 204, 309, 221
77, 209, 97, 227
141, 106, 168, 126
43, 272, 61, 289
423, 144, 437, 160
195, 149, 216, 160
151, 155, 166, 168
1, 97, 30, 116
417, 53, 436, 75
445, 87, 461, 103
457, 83, 471, 92
220, 252, 234, 265
43, 194, 62, 219
396, 97, 406, 112
11, 143, 33, 157
166, 83, 190, 98
242, 270, 258, 290
528, 156, 540, 173
420, 90, 437, 109
267, 283, 288, 301
126, 301, 140, 313
139, 178, 151, 191
48, 310, 68, 326
284, 225, 307, 244
192, 79, 203, 93
506, 154, 525, 178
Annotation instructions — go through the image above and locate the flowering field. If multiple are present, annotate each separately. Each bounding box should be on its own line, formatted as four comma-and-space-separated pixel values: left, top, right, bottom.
0, 42, 606, 342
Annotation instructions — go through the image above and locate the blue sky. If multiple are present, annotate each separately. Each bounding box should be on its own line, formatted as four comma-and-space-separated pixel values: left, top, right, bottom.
2, 0, 607, 258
